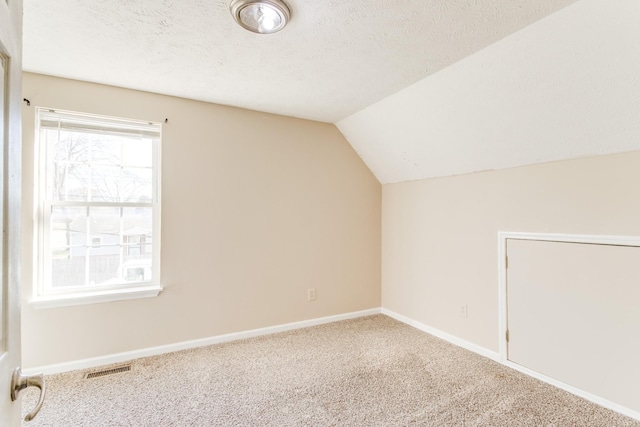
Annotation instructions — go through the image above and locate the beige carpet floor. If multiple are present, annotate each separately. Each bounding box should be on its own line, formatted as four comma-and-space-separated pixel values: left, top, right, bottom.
22, 315, 640, 426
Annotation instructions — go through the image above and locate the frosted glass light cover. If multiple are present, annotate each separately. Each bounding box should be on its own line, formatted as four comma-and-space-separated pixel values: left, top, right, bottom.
230, 0, 290, 34
241, 4, 281, 33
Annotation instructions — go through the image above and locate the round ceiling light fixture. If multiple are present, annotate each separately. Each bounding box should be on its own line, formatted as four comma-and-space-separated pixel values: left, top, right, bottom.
230, 0, 291, 34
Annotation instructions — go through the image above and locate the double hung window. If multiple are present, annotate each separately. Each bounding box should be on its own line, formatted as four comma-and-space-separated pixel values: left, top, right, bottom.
33, 109, 162, 306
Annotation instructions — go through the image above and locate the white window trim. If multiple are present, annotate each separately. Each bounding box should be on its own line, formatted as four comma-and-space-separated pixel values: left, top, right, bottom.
30, 108, 163, 308
28, 285, 163, 309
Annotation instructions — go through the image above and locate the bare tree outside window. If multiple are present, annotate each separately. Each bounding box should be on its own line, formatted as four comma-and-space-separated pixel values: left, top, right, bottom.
37, 109, 160, 295
50, 132, 152, 203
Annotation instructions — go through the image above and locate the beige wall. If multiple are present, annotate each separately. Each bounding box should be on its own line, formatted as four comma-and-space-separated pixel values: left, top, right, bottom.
21, 72, 381, 368
382, 151, 640, 352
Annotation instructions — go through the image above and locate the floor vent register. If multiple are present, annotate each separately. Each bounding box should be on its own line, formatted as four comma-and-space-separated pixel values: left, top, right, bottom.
84, 364, 132, 379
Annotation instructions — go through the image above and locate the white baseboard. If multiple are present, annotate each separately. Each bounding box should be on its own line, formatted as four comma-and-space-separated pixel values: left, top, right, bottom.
503, 360, 640, 422
382, 308, 640, 422
24, 308, 382, 376
26, 305, 639, 422
381, 308, 501, 361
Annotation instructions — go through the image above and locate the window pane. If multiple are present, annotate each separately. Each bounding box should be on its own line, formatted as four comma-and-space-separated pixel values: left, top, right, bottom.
90, 137, 121, 165
88, 250, 122, 285
51, 252, 87, 288
45, 127, 156, 203
82, 166, 152, 203
50, 207, 91, 289
48, 132, 91, 201
122, 139, 153, 168
86, 206, 120, 285
89, 206, 121, 244
123, 207, 153, 239
89, 165, 122, 203
121, 167, 153, 203
50, 131, 90, 164
38, 109, 160, 296
51, 206, 87, 249
48, 207, 155, 288
123, 245, 153, 282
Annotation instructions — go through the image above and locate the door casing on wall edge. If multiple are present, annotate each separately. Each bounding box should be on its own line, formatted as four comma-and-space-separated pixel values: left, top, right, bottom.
497, 231, 640, 422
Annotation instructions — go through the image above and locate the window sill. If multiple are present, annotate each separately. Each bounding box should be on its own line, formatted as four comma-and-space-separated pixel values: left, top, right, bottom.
28, 285, 163, 309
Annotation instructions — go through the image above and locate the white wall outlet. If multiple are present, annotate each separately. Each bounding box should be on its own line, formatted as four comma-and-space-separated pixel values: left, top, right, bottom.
458, 304, 468, 318
307, 288, 316, 301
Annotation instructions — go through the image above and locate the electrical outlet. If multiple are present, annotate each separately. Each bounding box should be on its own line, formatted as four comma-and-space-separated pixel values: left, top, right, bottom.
307, 288, 316, 301
458, 304, 468, 318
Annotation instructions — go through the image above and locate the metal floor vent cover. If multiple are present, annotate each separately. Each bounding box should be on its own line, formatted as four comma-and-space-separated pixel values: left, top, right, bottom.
84, 364, 131, 379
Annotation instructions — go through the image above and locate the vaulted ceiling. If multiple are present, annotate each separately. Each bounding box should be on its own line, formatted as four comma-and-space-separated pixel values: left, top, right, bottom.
23, 1, 640, 183
337, 0, 640, 182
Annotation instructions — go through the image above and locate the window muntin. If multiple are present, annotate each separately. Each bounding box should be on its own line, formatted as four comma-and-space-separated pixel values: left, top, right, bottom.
36, 109, 161, 297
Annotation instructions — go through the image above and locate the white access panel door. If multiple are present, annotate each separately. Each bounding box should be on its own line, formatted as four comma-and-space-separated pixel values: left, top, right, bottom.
507, 239, 640, 413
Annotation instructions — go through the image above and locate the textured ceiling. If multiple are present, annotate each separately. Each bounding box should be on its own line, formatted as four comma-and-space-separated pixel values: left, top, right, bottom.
338, 0, 640, 183
23, 0, 578, 123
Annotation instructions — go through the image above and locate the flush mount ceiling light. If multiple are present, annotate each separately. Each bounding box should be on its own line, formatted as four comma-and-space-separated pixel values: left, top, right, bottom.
230, 0, 291, 34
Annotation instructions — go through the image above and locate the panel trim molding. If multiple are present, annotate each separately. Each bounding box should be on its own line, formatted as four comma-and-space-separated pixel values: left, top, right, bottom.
497, 231, 640, 422
381, 308, 500, 362
23, 308, 382, 376
498, 231, 640, 247
497, 231, 640, 360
